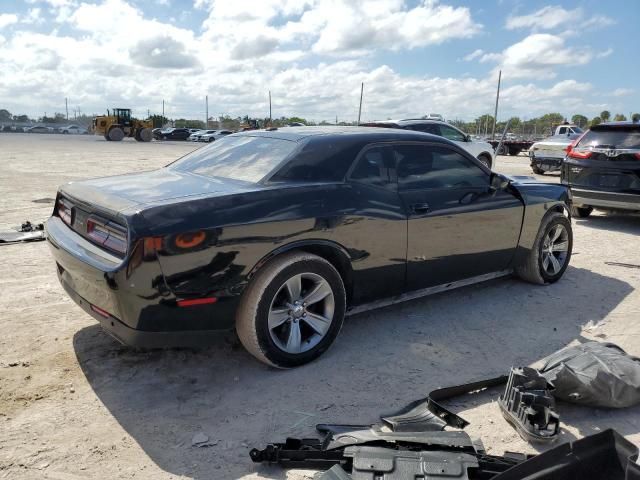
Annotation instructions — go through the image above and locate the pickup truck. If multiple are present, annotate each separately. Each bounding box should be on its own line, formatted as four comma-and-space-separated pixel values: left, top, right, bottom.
529, 125, 584, 174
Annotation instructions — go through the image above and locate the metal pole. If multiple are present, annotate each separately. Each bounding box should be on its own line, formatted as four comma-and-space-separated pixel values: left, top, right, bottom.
491, 70, 501, 140
268, 90, 272, 125
357, 82, 364, 125
65, 98, 68, 120
205, 95, 208, 128
162, 99, 164, 119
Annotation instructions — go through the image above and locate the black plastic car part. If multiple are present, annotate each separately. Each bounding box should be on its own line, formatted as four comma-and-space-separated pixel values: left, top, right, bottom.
380, 375, 509, 432
255, 429, 639, 480
497, 367, 559, 443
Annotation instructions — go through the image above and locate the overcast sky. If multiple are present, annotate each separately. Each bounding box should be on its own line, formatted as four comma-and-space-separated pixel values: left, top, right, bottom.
0, 0, 637, 122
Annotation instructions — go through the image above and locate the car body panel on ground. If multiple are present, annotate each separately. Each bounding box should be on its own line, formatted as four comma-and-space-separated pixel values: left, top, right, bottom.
46, 127, 571, 356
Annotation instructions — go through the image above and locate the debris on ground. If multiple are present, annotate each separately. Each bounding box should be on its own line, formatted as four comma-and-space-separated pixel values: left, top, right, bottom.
497, 367, 559, 443
0, 220, 45, 244
539, 341, 640, 408
252, 427, 638, 479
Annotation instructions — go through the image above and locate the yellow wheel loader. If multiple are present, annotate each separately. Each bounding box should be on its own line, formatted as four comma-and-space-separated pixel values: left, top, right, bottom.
92, 108, 153, 142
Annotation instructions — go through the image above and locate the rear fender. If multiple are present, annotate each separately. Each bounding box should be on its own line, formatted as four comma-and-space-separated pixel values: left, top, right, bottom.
248, 239, 355, 304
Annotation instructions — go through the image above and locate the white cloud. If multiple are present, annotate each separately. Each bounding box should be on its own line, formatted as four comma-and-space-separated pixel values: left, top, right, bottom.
612, 88, 634, 97
463, 49, 484, 61
0, 13, 19, 29
506, 5, 614, 32
0, 0, 627, 122
477, 33, 596, 79
596, 48, 613, 58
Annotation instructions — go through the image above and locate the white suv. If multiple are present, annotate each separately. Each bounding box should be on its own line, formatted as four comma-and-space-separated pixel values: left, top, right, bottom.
363, 119, 495, 169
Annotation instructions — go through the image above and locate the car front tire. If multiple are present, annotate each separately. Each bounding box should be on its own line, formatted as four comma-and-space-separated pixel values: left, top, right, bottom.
515, 212, 572, 285
236, 251, 346, 368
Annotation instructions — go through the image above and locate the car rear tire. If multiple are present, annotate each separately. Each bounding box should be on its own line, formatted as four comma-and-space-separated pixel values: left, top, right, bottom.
532, 165, 545, 175
208, 137, 215, 142
236, 251, 346, 368
515, 212, 572, 285
571, 206, 593, 218
477, 154, 492, 169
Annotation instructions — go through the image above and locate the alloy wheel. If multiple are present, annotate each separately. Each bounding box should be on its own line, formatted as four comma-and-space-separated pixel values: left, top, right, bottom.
268, 272, 335, 354
541, 224, 569, 275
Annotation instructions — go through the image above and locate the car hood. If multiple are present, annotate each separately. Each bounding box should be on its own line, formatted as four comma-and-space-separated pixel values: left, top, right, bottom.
59, 168, 257, 213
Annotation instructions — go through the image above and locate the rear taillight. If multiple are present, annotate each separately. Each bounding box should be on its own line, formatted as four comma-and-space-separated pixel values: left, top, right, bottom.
86, 217, 127, 254
635, 153, 640, 160
57, 199, 72, 225
567, 149, 592, 159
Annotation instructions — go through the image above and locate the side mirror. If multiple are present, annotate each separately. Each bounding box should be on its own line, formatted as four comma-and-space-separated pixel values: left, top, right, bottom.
489, 173, 509, 195
465, 134, 472, 142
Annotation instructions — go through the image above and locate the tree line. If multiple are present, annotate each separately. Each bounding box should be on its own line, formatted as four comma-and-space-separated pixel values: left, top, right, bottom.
451, 111, 640, 138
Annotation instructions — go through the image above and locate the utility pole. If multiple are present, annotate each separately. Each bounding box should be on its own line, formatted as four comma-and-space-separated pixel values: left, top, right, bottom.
162, 99, 165, 119
65, 98, 69, 120
335, 115, 338, 125
147, 109, 150, 118
491, 70, 501, 140
357, 82, 364, 125
268, 90, 272, 125
205, 95, 209, 128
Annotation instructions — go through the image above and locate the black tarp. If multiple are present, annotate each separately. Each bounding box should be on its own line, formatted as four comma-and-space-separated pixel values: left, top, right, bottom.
539, 342, 640, 408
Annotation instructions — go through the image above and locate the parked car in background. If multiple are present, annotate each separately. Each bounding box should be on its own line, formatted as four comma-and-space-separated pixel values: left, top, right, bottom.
60, 125, 88, 134
198, 130, 233, 142
46, 127, 572, 367
25, 126, 53, 134
562, 122, 640, 217
529, 125, 584, 174
362, 119, 495, 168
155, 128, 191, 141
189, 129, 217, 141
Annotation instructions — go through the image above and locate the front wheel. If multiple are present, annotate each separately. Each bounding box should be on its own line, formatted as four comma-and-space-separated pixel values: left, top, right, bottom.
515, 212, 572, 285
532, 165, 545, 175
236, 252, 346, 368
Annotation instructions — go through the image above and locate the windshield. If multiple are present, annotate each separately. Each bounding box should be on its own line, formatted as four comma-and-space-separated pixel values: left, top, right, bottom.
578, 128, 640, 149
169, 135, 298, 183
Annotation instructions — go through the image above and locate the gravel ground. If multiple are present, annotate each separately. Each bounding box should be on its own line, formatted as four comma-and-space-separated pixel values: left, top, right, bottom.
1, 133, 639, 479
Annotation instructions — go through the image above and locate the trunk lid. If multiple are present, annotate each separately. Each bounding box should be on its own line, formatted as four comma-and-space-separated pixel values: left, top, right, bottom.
60, 168, 252, 212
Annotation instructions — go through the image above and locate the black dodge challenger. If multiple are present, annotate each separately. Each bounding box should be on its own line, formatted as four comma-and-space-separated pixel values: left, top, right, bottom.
46, 127, 573, 367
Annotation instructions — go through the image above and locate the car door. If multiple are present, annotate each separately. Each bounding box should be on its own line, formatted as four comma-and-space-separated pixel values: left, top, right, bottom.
394, 142, 523, 291
343, 144, 407, 304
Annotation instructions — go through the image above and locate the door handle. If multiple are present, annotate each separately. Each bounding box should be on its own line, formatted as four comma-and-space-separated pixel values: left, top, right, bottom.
410, 203, 431, 214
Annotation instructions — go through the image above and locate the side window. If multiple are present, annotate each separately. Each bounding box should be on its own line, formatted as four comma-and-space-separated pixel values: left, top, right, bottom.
395, 144, 488, 190
438, 125, 466, 142
349, 146, 393, 187
558, 127, 567, 135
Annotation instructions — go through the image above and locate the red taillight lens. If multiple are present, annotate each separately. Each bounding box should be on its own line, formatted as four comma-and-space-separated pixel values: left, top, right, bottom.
86, 217, 127, 254
635, 153, 640, 160
567, 149, 592, 159
57, 199, 72, 225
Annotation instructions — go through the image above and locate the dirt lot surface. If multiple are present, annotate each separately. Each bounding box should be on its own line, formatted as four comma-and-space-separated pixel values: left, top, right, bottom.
1, 133, 639, 479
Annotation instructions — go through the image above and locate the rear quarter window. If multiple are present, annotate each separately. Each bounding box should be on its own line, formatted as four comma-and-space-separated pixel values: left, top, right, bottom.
268, 138, 361, 183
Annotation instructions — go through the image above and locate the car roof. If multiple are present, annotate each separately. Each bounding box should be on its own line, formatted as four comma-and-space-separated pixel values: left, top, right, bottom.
591, 121, 640, 130
233, 125, 449, 144
365, 119, 450, 127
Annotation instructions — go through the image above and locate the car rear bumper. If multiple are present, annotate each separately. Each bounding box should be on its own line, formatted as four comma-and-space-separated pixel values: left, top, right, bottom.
531, 155, 563, 172
571, 188, 640, 211
46, 217, 236, 347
